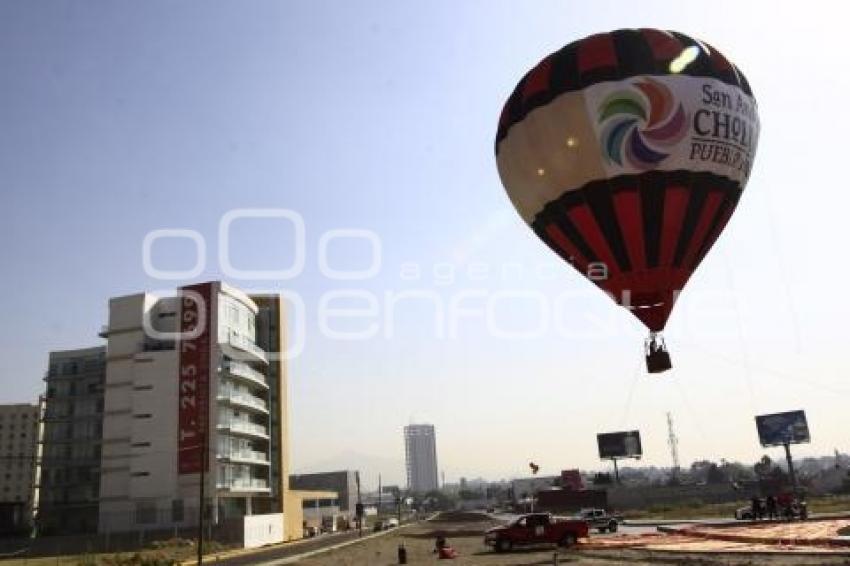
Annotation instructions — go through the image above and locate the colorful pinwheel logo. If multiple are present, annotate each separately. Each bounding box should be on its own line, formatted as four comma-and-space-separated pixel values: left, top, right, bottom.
598, 78, 688, 170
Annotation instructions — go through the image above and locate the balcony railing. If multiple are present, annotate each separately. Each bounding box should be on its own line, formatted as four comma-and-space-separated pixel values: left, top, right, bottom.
217, 420, 269, 439
217, 390, 269, 413
218, 450, 270, 465
224, 361, 268, 389
227, 331, 268, 365
216, 478, 270, 491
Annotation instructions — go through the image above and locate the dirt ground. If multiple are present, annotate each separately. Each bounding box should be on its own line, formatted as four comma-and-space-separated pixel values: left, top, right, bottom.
295, 515, 850, 566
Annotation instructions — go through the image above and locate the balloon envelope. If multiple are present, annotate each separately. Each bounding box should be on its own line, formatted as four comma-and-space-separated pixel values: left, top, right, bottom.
496, 29, 759, 331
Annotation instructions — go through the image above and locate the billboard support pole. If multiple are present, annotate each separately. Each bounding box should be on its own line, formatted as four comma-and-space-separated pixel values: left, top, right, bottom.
355, 471, 362, 537
783, 442, 798, 494
612, 458, 620, 485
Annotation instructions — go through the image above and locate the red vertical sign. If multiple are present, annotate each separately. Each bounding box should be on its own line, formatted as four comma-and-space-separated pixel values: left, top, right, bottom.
178, 282, 212, 475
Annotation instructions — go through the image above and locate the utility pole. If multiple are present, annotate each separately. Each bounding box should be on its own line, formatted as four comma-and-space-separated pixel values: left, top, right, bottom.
196, 424, 207, 566
377, 474, 382, 518
667, 412, 680, 477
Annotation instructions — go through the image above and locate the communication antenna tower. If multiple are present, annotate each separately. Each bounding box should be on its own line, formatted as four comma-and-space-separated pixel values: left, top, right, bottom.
667, 412, 680, 474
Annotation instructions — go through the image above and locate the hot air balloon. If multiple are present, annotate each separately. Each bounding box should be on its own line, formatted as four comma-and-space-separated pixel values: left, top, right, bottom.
495, 29, 759, 373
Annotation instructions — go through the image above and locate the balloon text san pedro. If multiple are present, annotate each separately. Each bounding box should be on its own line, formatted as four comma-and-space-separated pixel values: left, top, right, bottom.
495, 29, 759, 373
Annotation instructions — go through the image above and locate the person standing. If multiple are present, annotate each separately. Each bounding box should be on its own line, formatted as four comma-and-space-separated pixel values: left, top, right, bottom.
750, 496, 761, 520
765, 495, 777, 520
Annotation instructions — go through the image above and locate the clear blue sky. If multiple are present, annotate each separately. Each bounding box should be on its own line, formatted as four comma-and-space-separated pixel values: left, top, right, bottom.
1, 0, 848, 487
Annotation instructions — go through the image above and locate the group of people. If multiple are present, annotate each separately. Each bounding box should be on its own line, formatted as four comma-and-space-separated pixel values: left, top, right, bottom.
750, 493, 808, 521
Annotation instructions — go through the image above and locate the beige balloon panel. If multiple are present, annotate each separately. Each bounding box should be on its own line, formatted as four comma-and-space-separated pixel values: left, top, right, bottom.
497, 90, 604, 225
496, 75, 761, 225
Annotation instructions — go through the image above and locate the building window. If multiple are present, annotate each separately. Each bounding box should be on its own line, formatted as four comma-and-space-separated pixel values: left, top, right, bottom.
172, 499, 185, 523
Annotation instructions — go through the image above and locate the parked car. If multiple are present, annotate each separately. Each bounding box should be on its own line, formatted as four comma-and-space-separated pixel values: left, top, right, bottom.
735, 500, 807, 520
575, 508, 619, 533
385, 518, 399, 528
484, 513, 588, 552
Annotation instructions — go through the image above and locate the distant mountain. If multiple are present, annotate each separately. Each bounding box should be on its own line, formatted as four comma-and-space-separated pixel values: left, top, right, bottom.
293, 450, 406, 490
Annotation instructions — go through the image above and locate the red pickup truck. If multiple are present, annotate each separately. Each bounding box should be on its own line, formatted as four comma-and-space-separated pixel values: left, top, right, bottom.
484, 513, 588, 552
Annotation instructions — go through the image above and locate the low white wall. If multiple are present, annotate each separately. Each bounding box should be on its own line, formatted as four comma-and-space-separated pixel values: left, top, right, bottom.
243, 513, 284, 548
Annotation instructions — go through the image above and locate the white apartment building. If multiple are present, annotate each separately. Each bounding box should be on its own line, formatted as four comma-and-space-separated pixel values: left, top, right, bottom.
0, 403, 40, 534
98, 281, 295, 541
404, 424, 439, 493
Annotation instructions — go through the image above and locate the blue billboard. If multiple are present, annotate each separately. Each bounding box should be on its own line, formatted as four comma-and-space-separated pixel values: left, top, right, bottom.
755, 410, 810, 447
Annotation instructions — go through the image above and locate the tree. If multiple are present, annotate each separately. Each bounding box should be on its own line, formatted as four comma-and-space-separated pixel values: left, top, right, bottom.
754, 455, 774, 479
421, 490, 457, 511
721, 460, 755, 482
690, 460, 715, 482
705, 463, 727, 484
593, 473, 612, 485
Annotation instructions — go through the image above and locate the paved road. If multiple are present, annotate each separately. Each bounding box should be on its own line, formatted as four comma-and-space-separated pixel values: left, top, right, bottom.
211, 516, 655, 565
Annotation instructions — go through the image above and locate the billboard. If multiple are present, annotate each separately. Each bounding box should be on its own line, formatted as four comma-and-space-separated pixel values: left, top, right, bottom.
597, 431, 642, 459
178, 283, 212, 475
755, 410, 810, 447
